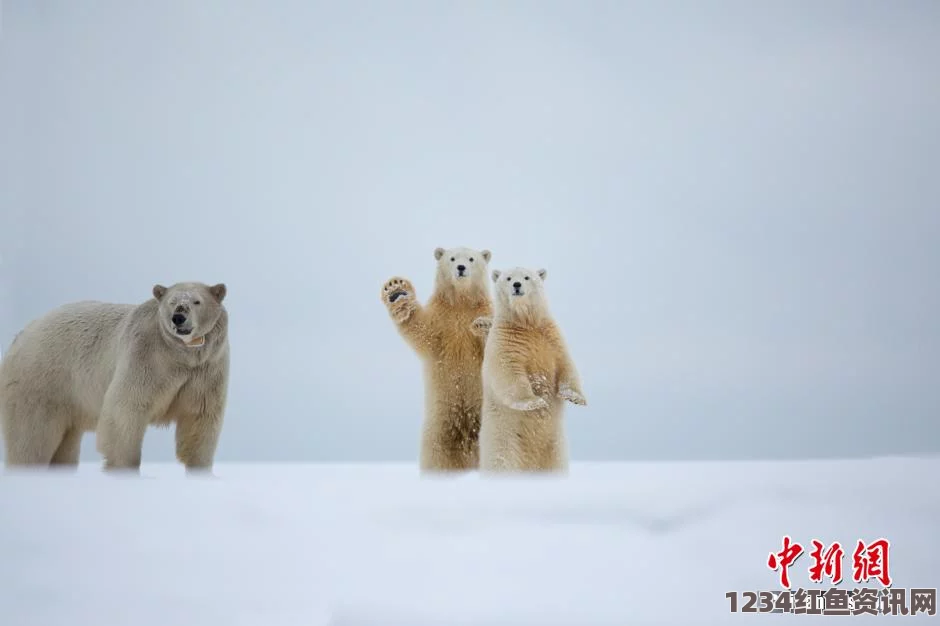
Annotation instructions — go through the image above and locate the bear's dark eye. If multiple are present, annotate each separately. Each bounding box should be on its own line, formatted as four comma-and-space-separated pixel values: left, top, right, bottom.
506, 277, 511, 281
450, 257, 455, 262
194, 300, 201, 305
469, 257, 474, 262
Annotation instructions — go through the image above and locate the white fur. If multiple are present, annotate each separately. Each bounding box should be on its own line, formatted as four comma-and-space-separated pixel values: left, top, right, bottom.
0, 282, 230, 472
382, 246, 493, 472
478, 266, 586, 473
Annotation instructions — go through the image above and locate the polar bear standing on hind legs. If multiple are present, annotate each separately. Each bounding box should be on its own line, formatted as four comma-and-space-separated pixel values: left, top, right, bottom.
0, 281, 230, 472
475, 267, 587, 473
381, 246, 493, 472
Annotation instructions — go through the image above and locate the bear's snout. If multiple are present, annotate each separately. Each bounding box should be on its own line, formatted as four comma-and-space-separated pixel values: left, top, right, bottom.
456, 264, 467, 276
171, 313, 187, 327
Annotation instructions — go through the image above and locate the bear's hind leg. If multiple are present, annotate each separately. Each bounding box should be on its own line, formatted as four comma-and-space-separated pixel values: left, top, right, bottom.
478, 412, 522, 473
50, 428, 83, 467
419, 423, 475, 472
536, 429, 569, 473
2, 407, 69, 468
459, 411, 482, 470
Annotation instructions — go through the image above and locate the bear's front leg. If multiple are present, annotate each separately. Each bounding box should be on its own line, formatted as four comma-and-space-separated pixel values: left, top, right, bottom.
175, 368, 228, 473
381, 276, 433, 356
489, 368, 548, 412
558, 384, 587, 406
97, 394, 153, 472
381, 276, 418, 322
470, 316, 492, 339
175, 412, 224, 473
556, 353, 587, 406
97, 360, 180, 472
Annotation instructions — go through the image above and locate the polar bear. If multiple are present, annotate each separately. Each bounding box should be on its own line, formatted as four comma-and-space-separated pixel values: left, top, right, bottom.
381, 246, 493, 472
0, 282, 230, 472
476, 267, 586, 473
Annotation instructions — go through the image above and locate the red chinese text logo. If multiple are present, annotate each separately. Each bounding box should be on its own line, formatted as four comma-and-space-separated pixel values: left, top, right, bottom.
768, 535, 804, 589
808, 540, 844, 584
768, 536, 892, 589
853, 538, 892, 587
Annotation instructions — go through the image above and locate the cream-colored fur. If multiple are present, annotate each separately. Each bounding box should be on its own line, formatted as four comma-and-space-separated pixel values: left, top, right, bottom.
0, 282, 230, 472
476, 267, 586, 473
381, 246, 493, 472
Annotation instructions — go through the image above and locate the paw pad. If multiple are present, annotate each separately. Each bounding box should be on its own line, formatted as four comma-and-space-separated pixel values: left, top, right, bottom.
382, 278, 413, 304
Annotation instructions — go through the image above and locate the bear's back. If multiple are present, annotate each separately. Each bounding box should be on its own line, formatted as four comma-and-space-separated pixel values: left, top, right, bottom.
0, 301, 139, 408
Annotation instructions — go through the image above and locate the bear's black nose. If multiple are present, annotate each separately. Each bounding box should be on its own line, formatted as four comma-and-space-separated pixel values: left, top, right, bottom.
171, 314, 186, 326
457, 265, 466, 272
513, 281, 522, 289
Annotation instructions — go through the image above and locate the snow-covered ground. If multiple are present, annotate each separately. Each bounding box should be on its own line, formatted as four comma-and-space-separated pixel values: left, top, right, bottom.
1, 458, 937, 625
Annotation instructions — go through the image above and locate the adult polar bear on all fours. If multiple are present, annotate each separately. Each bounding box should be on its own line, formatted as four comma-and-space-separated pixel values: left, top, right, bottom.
0, 281, 230, 471
475, 267, 587, 473
381, 246, 493, 472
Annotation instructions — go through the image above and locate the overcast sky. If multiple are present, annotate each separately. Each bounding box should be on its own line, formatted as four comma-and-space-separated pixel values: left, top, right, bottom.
1, 0, 938, 464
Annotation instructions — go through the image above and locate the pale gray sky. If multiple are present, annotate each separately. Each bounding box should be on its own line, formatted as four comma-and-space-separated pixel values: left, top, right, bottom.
1, 0, 938, 463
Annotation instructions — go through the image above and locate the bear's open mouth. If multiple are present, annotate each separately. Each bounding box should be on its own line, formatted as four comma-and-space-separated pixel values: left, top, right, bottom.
176, 328, 192, 336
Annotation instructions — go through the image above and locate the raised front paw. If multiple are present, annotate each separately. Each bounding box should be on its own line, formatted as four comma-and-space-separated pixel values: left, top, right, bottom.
470, 316, 492, 338
381, 277, 416, 320
382, 277, 414, 305
509, 396, 549, 412
559, 384, 587, 406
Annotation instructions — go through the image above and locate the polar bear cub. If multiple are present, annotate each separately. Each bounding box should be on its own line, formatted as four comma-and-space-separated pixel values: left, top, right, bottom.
476, 267, 587, 473
0, 282, 230, 472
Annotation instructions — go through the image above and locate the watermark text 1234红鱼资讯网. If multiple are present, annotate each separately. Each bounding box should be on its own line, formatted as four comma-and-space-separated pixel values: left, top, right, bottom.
726, 588, 936, 615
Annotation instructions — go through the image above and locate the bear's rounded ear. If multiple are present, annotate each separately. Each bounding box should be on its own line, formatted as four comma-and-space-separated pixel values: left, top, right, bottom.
434, 247, 445, 261
481, 250, 492, 263
491, 269, 501, 283
152, 284, 167, 301
537, 268, 547, 281
209, 283, 227, 302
